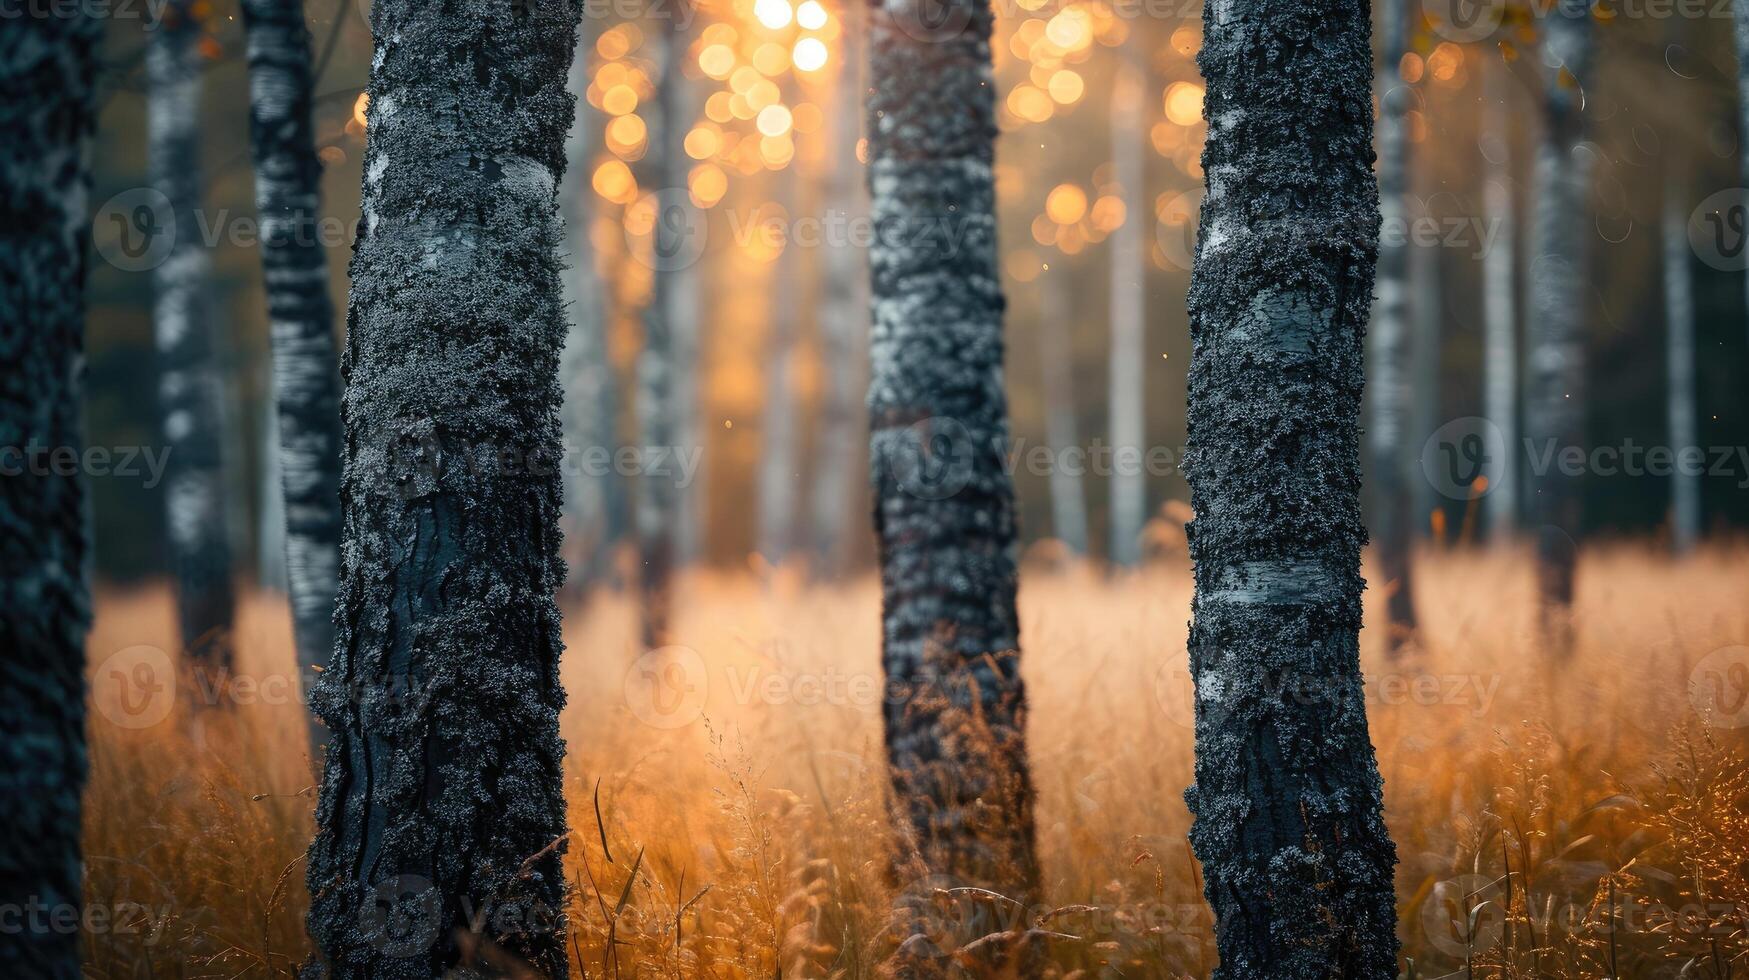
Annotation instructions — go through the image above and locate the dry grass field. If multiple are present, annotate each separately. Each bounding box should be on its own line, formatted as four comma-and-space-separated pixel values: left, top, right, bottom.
79, 543, 1749, 978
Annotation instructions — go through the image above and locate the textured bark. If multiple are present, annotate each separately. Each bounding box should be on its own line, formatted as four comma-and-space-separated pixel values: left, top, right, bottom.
1038, 274, 1088, 554
1367, 0, 1416, 648
809, 37, 868, 580
1481, 62, 1517, 540
240, 0, 344, 756
758, 172, 801, 566
151, 0, 236, 664
0, 11, 99, 979
635, 19, 690, 648
1525, 0, 1593, 623
1183, 1, 1400, 977
1664, 164, 1700, 553
1108, 42, 1147, 567
867, 0, 1040, 965
560, 26, 624, 593
302, 2, 578, 976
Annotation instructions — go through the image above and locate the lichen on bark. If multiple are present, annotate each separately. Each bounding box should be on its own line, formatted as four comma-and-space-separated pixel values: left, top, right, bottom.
1182, 1, 1400, 977
302, 2, 580, 976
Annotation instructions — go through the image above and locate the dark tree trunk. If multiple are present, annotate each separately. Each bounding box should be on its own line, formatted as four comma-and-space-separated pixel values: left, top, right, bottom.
1183, 2, 1400, 977
0, 10, 100, 979
1664, 161, 1700, 553
151, 0, 236, 665
302, 2, 578, 976
867, 0, 1040, 966
1481, 60, 1518, 541
1525, 0, 1593, 635
1368, 0, 1417, 651
240, 0, 344, 757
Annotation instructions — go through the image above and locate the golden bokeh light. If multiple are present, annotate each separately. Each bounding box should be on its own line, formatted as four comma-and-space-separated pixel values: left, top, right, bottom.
602, 84, 638, 117
756, 103, 793, 138
689, 163, 728, 208
1045, 183, 1087, 225
1164, 82, 1204, 126
793, 37, 828, 72
592, 159, 637, 204
699, 44, 736, 79
684, 124, 722, 160
754, 0, 792, 29
796, 0, 827, 29
1046, 69, 1083, 105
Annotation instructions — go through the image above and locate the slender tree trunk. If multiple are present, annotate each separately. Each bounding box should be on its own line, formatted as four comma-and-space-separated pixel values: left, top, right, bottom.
302, 3, 578, 976
1526, 0, 1593, 633
1735, 0, 1749, 344
1410, 200, 1441, 537
561, 25, 624, 594
635, 19, 690, 648
867, 0, 1040, 966
240, 0, 343, 756
758, 174, 801, 566
1183, 1, 1400, 976
809, 33, 867, 580
1039, 273, 1089, 554
1665, 163, 1700, 553
1481, 62, 1518, 539
1369, 0, 1417, 650
1108, 42, 1147, 567
0, 11, 99, 979
151, 0, 235, 665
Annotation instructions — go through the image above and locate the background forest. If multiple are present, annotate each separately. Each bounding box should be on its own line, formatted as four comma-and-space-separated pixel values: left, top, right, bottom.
23, 0, 1749, 976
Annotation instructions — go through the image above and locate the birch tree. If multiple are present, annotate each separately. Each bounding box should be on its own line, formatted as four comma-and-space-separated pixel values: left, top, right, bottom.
0, 9, 100, 978
1481, 61, 1517, 539
240, 0, 343, 753
152, 0, 236, 664
1109, 40, 1147, 567
868, 0, 1040, 961
1665, 162, 1700, 553
1369, 0, 1417, 648
1039, 272, 1089, 554
302, 1, 578, 974
1183, 0, 1399, 975
809, 29, 868, 579
561, 23, 625, 593
1525, 0, 1594, 630
758, 173, 801, 566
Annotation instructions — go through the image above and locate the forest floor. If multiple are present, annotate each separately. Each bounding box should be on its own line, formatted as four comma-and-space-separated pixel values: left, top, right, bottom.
80, 543, 1749, 978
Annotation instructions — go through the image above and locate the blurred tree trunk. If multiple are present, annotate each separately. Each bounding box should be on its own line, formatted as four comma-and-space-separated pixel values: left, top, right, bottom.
1108, 42, 1146, 567
1736, 0, 1749, 343
1410, 201, 1441, 537
1526, 0, 1594, 638
1664, 162, 1700, 553
1368, 0, 1417, 651
635, 18, 692, 648
1038, 273, 1088, 554
0, 11, 99, 979
758, 171, 801, 567
151, 0, 235, 666
302, 3, 576, 976
1183, 1, 1400, 976
1482, 61, 1518, 540
809, 31, 867, 580
240, 0, 343, 756
867, 0, 1040, 966
561, 25, 625, 595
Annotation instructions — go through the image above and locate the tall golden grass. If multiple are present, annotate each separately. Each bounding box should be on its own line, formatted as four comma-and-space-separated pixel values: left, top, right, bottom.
79, 543, 1749, 978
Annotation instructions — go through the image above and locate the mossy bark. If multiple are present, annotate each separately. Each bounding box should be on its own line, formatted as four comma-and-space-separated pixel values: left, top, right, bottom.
302, 2, 579, 976
1183, 1, 1400, 977
867, 0, 1041, 966
0, 8, 100, 979
240, 0, 344, 756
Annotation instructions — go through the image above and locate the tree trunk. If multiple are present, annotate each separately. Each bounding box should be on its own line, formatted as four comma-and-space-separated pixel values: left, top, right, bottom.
560, 24, 624, 594
1409, 199, 1441, 539
635, 19, 691, 648
1525, 0, 1593, 631
240, 0, 344, 757
1481, 61, 1518, 540
1368, 0, 1417, 650
1665, 163, 1700, 554
0, 11, 99, 979
758, 173, 801, 567
302, 3, 577, 976
1108, 42, 1147, 567
151, 0, 235, 665
1183, 2, 1400, 977
867, 0, 1040, 966
1039, 273, 1089, 554
809, 35, 868, 581
1735, 0, 1749, 346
